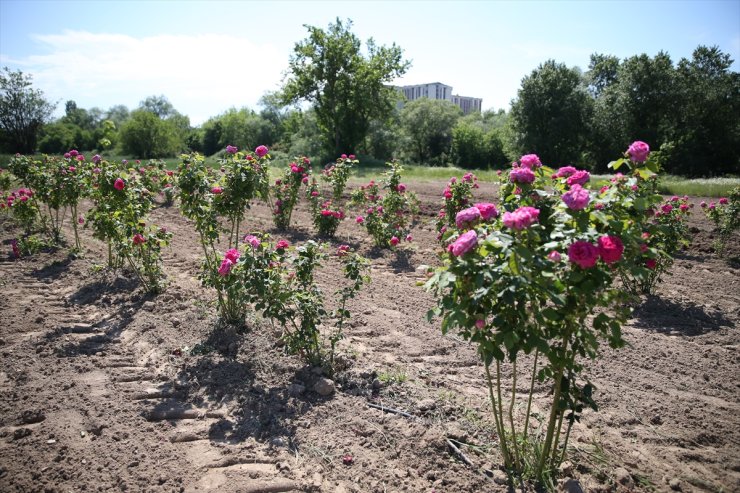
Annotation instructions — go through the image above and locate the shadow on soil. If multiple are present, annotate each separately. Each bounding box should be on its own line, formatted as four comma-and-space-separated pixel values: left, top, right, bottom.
632, 295, 734, 336
46, 273, 148, 357
149, 326, 325, 451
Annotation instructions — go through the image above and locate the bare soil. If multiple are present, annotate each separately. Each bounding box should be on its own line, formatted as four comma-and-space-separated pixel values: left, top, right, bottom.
0, 180, 738, 493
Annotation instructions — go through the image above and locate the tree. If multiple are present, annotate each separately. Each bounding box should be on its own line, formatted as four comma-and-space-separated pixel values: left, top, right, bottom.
671, 46, 740, 175
509, 60, 593, 167
399, 98, 462, 165
139, 95, 176, 119
119, 110, 180, 158
451, 122, 508, 169
0, 67, 56, 153
280, 18, 409, 157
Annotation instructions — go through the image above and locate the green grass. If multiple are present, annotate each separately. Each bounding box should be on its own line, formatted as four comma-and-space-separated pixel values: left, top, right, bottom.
589, 173, 738, 197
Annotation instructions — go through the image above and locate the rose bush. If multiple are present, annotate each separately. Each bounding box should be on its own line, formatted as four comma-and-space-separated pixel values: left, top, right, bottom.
351, 160, 419, 248
426, 146, 664, 483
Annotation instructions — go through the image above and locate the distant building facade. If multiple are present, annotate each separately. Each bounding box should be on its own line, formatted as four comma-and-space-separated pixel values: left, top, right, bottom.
394, 82, 482, 115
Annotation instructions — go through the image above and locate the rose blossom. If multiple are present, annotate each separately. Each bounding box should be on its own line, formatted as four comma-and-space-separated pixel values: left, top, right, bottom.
389, 236, 400, 247
243, 235, 260, 248
719, 197, 729, 205
700, 201, 707, 208
449, 230, 478, 256
519, 154, 542, 169
275, 239, 289, 250
474, 202, 499, 220
661, 203, 673, 214
255, 145, 269, 157
502, 206, 540, 230
568, 241, 599, 268
562, 184, 591, 210
548, 250, 562, 262
356, 216, 364, 224
566, 170, 590, 186
555, 166, 577, 178
225, 248, 240, 263
455, 206, 481, 228
597, 235, 624, 264
132, 233, 146, 245
92, 154, 101, 164
627, 141, 650, 162
405, 234, 413, 242
337, 244, 350, 256
475, 319, 485, 330
211, 186, 223, 194
69, 149, 79, 157
645, 258, 657, 270
114, 178, 125, 191
226, 145, 238, 154
397, 183, 406, 192
218, 258, 233, 276
510, 167, 536, 184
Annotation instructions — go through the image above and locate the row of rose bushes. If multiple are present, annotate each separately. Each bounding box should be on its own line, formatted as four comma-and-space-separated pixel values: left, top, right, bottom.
1, 142, 736, 486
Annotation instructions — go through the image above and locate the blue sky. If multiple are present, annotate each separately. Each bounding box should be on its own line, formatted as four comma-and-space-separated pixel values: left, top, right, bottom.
1, 0, 738, 125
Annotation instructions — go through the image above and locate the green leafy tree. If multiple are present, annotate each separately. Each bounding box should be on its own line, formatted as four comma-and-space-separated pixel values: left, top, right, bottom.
510, 60, 592, 167
280, 18, 410, 156
120, 110, 180, 158
399, 98, 462, 165
0, 67, 56, 153
671, 46, 740, 176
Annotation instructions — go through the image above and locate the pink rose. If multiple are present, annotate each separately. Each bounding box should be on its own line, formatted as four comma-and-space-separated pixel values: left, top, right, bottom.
63, 152, 71, 159
548, 250, 561, 262
700, 201, 707, 208
211, 186, 223, 194
356, 216, 364, 224
69, 149, 79, 157
719, 197, 728, 205
92, 154, 101, 164
225, 248, 240, 263
226, 145, 238, 154
396, 184, 406, 193
275, 239, 289, 250
78, 216, 84, 224
337, 244, 350, 257
568, 241, 599, 268
218, 258, 233, 276
455, 206, 481, 229
405, 234, 413, 242
255, 145, 269, 157
555, 166, 577, 178
627, 141, 650, 162
519, 154, 541, 169
566, 170, 590, 187
132, 233, 146, 245
114, 178, 125, 191
661, 203, 673, 214
474, 202, 499, 220
450, 230, 478, 256
243, 235, 260, 248
510, 167, 536, 184
597, 235, 624, 264
645, 258, 657, 270
562, 184, 591, 210
502, 206, 540, 230
389, 236, 400, 247
475, 319, 485, 329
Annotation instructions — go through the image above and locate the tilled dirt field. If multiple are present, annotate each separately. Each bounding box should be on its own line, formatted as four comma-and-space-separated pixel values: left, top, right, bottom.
0, 178, 738, 493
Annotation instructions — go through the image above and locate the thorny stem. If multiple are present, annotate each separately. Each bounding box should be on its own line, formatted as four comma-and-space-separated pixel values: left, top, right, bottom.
537, 334, 569, 479
484, 360, 512, 470
509, 360, 521, 467
523, 349, 540, 439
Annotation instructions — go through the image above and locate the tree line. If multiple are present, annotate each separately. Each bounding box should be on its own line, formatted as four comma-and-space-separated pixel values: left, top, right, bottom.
1, 18, 737, 176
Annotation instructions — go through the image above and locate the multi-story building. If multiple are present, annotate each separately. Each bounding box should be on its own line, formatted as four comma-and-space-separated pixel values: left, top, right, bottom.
394, 82, 482, 115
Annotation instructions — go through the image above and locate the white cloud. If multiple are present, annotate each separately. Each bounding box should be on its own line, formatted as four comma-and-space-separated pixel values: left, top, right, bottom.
1, 30, 287, 125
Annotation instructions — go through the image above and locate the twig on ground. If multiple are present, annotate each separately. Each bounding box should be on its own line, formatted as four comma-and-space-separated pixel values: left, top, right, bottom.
367, 402, 417, 419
